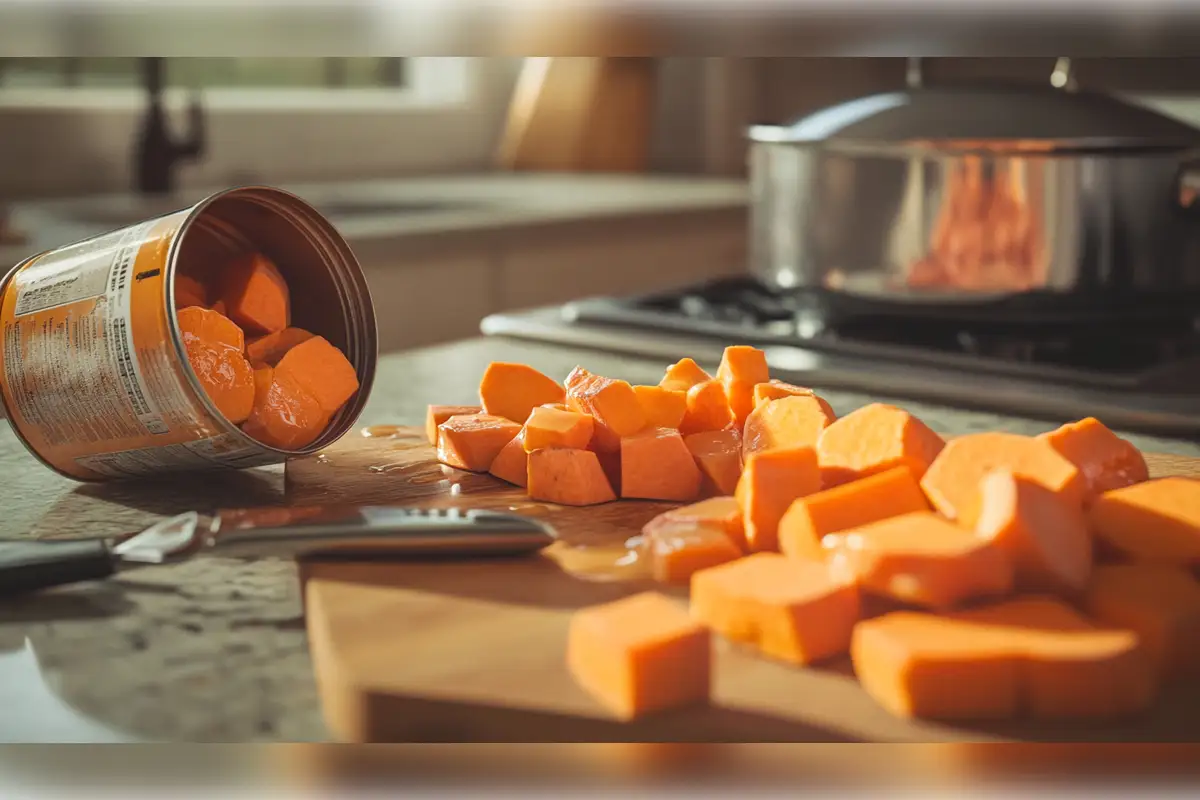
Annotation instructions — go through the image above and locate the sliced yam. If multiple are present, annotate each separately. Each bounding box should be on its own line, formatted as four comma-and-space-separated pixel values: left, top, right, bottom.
742, 394, 836, 459
274, 336, 360, 416
1088, 477, 1200, 564
735, 446, 822, 552
565, 366, 647, 452
251, 366, 273, 410
966, 469, 1092, 595
246, 327, 315, 368
218, 252, 291, 336
919, 432, 1085, 522
177, 304, 246, 352
644, 495, 745, 551
425, 404, 483, 445
1083, 564, 1200, 682
174, 273, 208, 309
777, 466, 930, 560
185, 339, 256, 425
435, 413, 522, 472
753, 379, 814, 407
851, 598, 1155, 721
632, 385, 687, 429
567, 592, 711, 720
690, 552, 860, 665
479, 362, 566, 425
643, 520, 742, 585
823, 511, 1013, 611
528, 447, 617, 506
1039, 417, 1149, 503
684, 429, 743, 497
716, 345, 770, 429
816, 402, 945, 487
619, 428, 703, 502
678, 379, 733, 436
522, 405, 595, 452
659, 357, 711, 392
241, 371, 330, 450
488, 434, 529, 487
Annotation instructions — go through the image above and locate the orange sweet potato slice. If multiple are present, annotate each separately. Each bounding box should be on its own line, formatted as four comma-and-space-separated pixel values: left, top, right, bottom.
178, 306, 255, 424
436, 413, 522, 472
966, 468, 1092, 595
920, 432, 1085, 522
246, 327, 315, 367
177, 304, 245, 352
620, 428, 703, 502
632, 385, 687, 429
1039, 417, 1150, 503
716, 345, 770, 429
1083, 563, 1200, 682
523, 405, 595, 452
690, 552, 860, 665
644, 495, 745, 551
218, 252, 291, 336
679, 379, 733, 436
241, 371, 330, 449
252, 365, 273, 409
488, 434, 529, 487
568, 591, 711, 720
822, 511, 1013, 611
643, 519, 742, 585
816, 402, 945, 486
528, 447, 617, 506
425, 404, 484, 445
174, 273, 208, 309
742, 394, 836, 459
479, 362, 566, 424
852, 598, 1155, 721
1087, 477, 1200, 564
753, 379, 814, 407
566, 367, 646, 452
735, 446, 822, 552
777, 466, 930, 560
683, 429, 743, 497
273, 336, 360, 416
659, 357, 711, 392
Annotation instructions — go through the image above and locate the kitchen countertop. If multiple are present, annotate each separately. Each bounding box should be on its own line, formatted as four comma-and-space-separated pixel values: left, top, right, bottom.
2, 336, 1200, 743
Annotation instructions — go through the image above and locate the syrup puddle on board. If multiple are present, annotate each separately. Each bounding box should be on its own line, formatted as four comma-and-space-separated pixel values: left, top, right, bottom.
543, 535, 651, 583
360, 424, 424, 441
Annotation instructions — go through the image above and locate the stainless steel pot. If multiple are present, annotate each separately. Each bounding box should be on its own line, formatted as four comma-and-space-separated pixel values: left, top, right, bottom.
748, 58, 1200, 319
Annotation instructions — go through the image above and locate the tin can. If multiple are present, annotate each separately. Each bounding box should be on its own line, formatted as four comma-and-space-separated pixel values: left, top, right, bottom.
0, 186, 377, 481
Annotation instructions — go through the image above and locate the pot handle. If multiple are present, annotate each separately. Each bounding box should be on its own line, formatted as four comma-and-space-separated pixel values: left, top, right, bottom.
905, 57, 1078, 92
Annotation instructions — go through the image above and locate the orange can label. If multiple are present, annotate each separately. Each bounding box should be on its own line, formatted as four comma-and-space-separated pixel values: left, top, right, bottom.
0, 212, 276, 480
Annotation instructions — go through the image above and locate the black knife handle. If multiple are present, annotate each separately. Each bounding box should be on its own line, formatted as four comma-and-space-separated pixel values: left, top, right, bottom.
0, 539, 116, 598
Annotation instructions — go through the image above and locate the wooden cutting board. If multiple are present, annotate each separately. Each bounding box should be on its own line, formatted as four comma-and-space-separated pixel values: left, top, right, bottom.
291, 428, 1200, 743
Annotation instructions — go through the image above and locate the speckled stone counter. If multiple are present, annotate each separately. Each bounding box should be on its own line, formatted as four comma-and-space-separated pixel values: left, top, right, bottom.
2, 337, 1199, 742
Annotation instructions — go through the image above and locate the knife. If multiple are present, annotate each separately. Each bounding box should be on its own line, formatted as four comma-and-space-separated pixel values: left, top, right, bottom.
0, 506, 557, 599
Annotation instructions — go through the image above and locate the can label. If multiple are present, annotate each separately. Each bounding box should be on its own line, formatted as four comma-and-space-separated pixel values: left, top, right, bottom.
0, 212, 276, 480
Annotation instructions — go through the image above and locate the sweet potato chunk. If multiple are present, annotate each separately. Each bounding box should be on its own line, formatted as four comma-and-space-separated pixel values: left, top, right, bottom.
528, 447, 617, 506
777, 466, 930, 560
620, 428, 703, 502
684, 429, 743, 497
816, 402, 945, 487
659, 357, 711, 392
679, 379, 733, 436
743, 395, 836, 459
736, 446, 821, 552
566, 366, 646, 452
217, 252, 291, 336
242, 371, 329, 450
644, 495, 745, 551
852, 598, 1156, 721
1088, 477, 1200, 564
245, 327, 315, 368
753, 379, 815, 407
690, 553, 860, 665
716, 345, 770, 429
174, 273, 208, 309
273, 336, 360, 416
435, 413, 521, 472
1039, 417, 1149, 503
177, 304, 245, 352
920, 432, 1085, 522
644, 520, 742, 585
178, 306, 254, 424
425, 404, 483, 445
252, 365, 273, 409
488, 434, 528, 487
479, 362, 566, 424
523, 405, 595, 452
568, 592, 711, 720
633, 385, 687, 429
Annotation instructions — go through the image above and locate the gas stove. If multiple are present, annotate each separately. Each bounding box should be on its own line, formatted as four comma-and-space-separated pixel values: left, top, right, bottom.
480, 276, 1200, 437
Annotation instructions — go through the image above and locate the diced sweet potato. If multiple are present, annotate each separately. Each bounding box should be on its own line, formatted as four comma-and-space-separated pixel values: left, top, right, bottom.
1088, 477, 1200, 564
690, 553, 860, 665
178, 306, 254, 424
436, 413, 522, 472
425, 404, 484, 445
1083, 563, 1200, 682
174, 273, 208, 309
273, 336, 360, 416
852, 598, 1156, 721
644, 496, 745, 551
743, 395, 836, 459
644, 519, 742, 585
683, 429, 743, 497
619, 428, 703, 502
217, 252, 291, 336
528, 447, 617, 506
777, 466, 930, 560
716, 345, 770, 430
488, 434, 529, 487
479, 362, 566, 424
822, 511, 1013, 611
177, 304, 245, 352
566, 366, 647, 452
523, 405, 595, 452
633, 385, 687, 429
966, 469, 1092, 595
1039, 417, 1149, 503
252, 365, 273, 409
659, 357, 711, 392
568, 591, 711, 720
246, 327, 315, 367
816, 403, 945, 487
920, 432, 1085, 522
753, 380, 814, 407
735, 446, 822, 552
679, 379, 733, 436
242, 371, 330, 450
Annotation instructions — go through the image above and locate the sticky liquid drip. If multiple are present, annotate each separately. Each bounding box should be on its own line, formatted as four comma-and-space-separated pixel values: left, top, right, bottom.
361, 425, 423, 440
543, 535, 651, 583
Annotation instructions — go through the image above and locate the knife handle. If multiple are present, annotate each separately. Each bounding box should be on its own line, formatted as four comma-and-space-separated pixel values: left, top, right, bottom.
0, 539, 116, 599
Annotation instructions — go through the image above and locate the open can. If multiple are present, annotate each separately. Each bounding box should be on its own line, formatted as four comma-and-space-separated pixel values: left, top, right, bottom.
0, 186, 378, 481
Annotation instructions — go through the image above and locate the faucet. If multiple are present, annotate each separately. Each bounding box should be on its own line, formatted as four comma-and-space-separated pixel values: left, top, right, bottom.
133, 57, 205, 196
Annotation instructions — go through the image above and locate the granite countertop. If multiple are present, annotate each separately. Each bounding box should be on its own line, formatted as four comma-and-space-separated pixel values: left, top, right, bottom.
2, 336, 1199, 744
